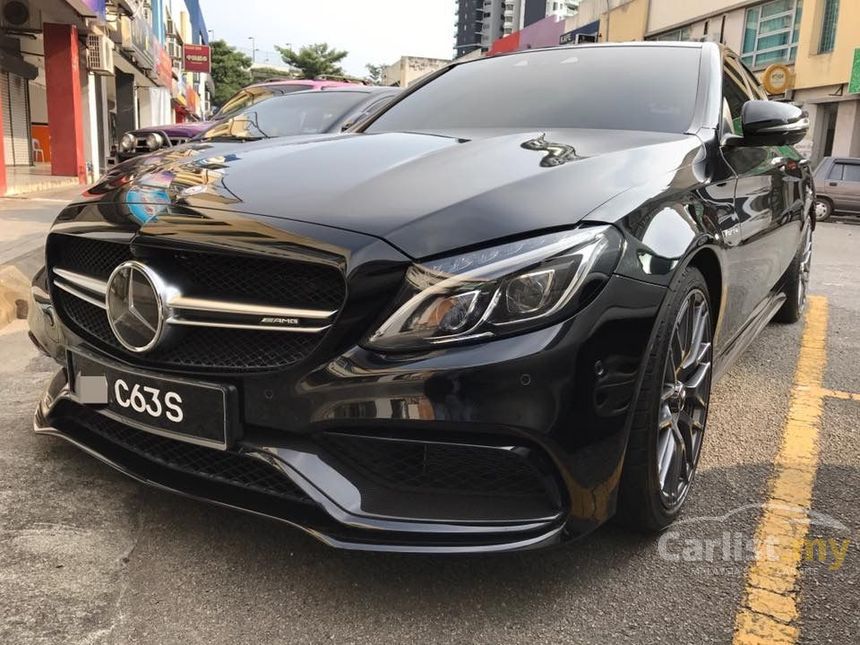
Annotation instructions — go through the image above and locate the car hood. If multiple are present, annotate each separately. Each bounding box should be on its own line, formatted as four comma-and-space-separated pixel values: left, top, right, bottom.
92, 129, 703, 259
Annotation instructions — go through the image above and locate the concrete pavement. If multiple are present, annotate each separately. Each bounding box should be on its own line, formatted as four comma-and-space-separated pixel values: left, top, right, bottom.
0, 220, 857, 645
0, 185, 84, 268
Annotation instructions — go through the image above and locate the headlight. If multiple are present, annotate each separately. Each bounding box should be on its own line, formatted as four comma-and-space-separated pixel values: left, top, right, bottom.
119, 133, 137, 152
145, 133, 164, 151
365, 225, 622, 351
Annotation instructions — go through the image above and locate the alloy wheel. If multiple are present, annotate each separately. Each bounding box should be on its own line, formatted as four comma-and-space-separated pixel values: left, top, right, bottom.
798, 226, 813, 313
657, 289, 712, 508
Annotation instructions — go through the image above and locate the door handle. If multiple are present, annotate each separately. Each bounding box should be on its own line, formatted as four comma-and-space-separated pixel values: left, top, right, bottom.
829, 182, 838, 187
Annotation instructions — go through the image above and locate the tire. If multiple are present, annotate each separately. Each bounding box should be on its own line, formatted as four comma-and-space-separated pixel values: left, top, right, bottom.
773, 222, 812, 324
813, 198, 833, 221
616, 266, 713, 532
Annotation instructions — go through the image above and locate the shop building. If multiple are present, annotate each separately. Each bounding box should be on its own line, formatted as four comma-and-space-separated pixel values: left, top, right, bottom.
0, 0, 211, 196
645, 0, 860, 164
382, 56, 451, 88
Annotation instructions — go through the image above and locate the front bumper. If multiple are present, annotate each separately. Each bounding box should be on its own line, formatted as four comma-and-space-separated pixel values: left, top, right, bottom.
31, 272, 667, 553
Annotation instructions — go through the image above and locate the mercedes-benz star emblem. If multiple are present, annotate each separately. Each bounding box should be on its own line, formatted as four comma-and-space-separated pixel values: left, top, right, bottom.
106, 261, 166, 353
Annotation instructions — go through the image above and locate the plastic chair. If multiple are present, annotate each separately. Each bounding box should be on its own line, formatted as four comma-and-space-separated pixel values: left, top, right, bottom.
32, 138, 45, 162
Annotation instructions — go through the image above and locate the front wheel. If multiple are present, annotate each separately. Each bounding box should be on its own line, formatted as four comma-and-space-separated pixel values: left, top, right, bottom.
616, 267, 713, 531
774, 222, 812, 324
813, 198, 832, 221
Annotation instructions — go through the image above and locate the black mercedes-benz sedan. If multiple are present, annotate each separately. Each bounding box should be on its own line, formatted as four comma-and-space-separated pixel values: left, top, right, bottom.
29, 42, 814, 553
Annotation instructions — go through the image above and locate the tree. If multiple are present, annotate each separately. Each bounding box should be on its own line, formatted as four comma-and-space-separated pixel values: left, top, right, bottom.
365, 63, 387, 85
210, 40, 252, 106
276, 43, 348, 80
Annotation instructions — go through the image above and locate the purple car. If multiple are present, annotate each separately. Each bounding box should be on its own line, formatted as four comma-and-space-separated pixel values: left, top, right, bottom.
117, 79, 361, 161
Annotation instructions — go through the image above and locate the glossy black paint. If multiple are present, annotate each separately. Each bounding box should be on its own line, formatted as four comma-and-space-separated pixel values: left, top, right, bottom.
30, 42, 813, 552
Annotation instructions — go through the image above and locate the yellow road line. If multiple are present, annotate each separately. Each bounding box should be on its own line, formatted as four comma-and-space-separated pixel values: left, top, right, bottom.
733, 296, 828, 645
817, 387, 860, 403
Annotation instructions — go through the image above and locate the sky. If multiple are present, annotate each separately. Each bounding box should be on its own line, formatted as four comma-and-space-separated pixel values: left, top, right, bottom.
200, 0, 454, 76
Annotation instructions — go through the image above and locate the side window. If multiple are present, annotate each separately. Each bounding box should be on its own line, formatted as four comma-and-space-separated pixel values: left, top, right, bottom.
723, 73, 750, 135
843, 164, 860, 182
828, 163, 844, 180
738, 62, 768, 100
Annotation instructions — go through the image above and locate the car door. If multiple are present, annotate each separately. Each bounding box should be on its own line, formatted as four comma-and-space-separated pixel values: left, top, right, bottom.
720, 55, 800, 331
827, 160, 860, 212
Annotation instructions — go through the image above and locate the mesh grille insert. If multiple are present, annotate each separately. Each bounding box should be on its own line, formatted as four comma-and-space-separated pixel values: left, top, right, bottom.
320, 434, 553, 499
58, 404, 311, 503
52, 236, 133, 279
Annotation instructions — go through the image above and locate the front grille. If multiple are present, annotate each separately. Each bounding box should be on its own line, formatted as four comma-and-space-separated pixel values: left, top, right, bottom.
165, 250, 345, 310
48, 234, 345, 371
50, 235, 346, 311
55, 403, 312, 503
320, 434, 554, 499
55, 287, 322, 371
52, 237, 132, 279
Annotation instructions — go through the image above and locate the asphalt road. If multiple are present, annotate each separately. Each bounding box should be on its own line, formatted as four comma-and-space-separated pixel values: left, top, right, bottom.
0, 218, 857, 645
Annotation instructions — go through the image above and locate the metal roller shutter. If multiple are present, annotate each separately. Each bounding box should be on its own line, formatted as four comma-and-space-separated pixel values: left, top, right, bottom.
1, 70, 32, 166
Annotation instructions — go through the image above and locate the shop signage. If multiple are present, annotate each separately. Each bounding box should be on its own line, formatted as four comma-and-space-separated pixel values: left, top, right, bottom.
849, 48, 860, 95
184, 44, 211, 74
559, 20, 600, 46
762, 63, 793, 95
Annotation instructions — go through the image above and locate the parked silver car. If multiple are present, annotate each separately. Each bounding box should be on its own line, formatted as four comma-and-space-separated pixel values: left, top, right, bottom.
813, 156, 860, 220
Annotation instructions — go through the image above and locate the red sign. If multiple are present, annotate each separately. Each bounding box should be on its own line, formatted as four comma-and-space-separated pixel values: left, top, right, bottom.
489, 31, 520, 56
184, 44, 211, 74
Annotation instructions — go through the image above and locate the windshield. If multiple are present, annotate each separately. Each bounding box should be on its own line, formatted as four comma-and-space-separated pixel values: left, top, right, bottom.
202, 91, 370, 141
366, 46, 702, 135
216, 84, 314, 119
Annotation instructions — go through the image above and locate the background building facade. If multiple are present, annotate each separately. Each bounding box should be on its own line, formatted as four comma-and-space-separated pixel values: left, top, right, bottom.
642, 0, 860, 164
382, 55, 451, 88
0, 0, 211, 196
454, 0, 579, 55
463, 0, 860, 164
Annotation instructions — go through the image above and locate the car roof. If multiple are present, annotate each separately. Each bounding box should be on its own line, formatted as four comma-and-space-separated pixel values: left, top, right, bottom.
247, 79, 361, 90
280, 87, 399, 96
452, 40, 714, 70
244, 87, 400, 104
320, 86, 400, 94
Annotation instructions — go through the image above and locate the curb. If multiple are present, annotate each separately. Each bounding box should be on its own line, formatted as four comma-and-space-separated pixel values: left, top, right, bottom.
0, 266, 30, 330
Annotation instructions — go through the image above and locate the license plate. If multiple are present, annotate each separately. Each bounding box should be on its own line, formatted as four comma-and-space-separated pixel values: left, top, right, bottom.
68, 351, 232, 449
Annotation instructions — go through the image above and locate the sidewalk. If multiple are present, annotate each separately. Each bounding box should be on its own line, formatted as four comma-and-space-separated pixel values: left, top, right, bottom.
0, 184, 85, 268
0, 184, 84, 328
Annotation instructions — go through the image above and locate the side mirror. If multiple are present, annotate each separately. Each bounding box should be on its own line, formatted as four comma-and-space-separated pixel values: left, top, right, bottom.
734, 100, 808, 146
